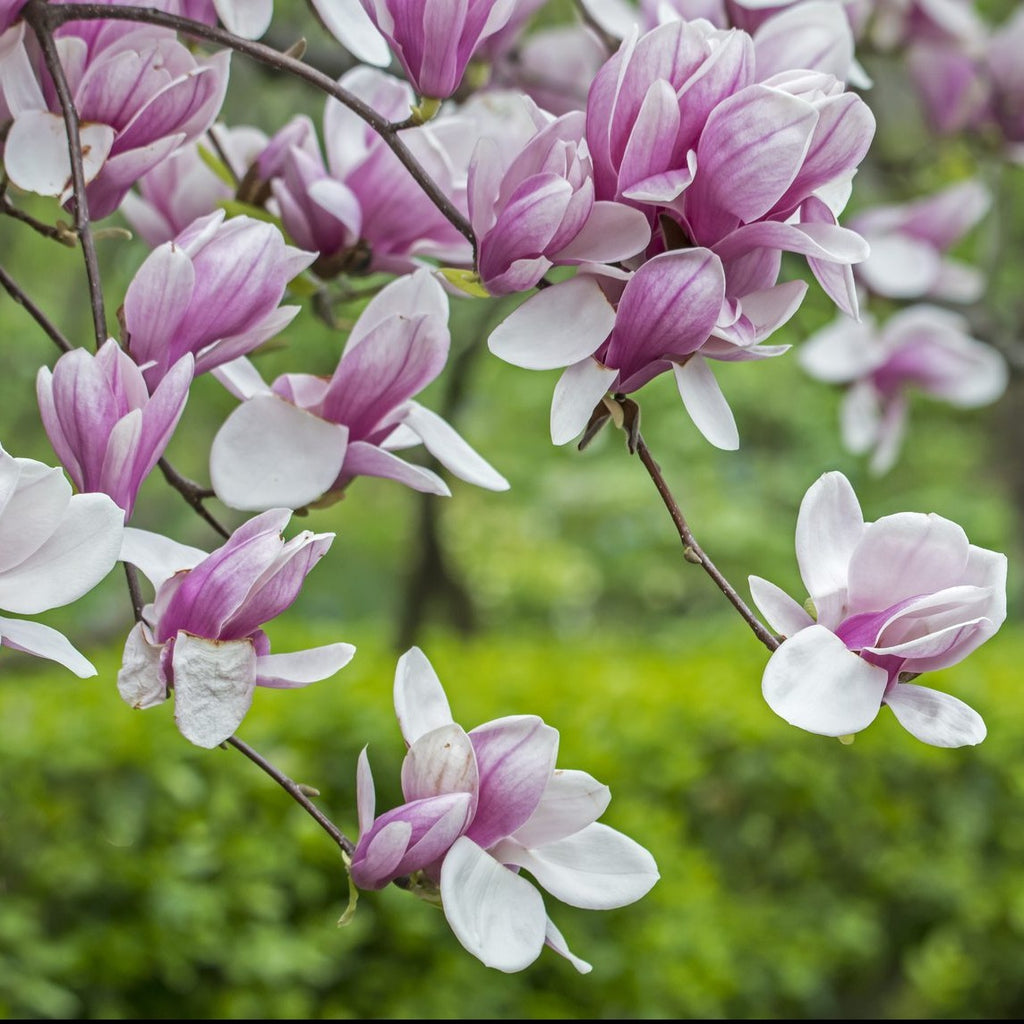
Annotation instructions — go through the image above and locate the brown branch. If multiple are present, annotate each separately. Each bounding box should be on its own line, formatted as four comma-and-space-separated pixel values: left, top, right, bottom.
0, 263, 74, 353
47, 3, 477, 256
633, 431, 780, 652
226, 736, 355, 856
158, 457, 231, 539
23, 0, 107, 349
123, 562, 145, 622
0, 189, 78, 246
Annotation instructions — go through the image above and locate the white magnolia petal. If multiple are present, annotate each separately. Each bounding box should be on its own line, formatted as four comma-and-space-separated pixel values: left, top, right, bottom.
488, 277, 615, 370
885, 683, 986, 748
4, 112, 114, 196
356, 747, 376, 836
672, 357, 739, 450
211, 357, 272, 400
0, 614, 96, 678
440, 836, 547, 973
401, 402, 509, 491
210, 395, 349, 512
402, 722, 478, 802
0, 492, 123, 614
762, 624, 888, 737
495, 823, 659, 910
748, 576, 814, 637
308, 0, 391, 65
116, 620, 167, 707
551, 359, 619, 446
255, 643, 356, 688
212, 0, 273, 38
857, 234, 941, 298
513, 769, 610, 848
544, 917, 592, 975
171, 633, 258, 748
120, 527, 207, 590
394, 646, 454, 746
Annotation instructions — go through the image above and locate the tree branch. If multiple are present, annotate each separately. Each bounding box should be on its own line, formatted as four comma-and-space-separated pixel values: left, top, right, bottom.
0, 263, 74, 353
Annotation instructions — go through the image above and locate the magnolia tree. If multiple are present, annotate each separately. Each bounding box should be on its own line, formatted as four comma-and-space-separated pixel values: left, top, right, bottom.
0, 0, 1016, 978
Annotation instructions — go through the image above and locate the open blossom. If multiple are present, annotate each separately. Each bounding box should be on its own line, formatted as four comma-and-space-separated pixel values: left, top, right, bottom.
750, 472, 1006, 747
37, 342, 193, 520
0, 17, 229, 219
799, 305, 1007, 474
123, 210, 314, 387
850, 179, 991, 303
0, 443, 123, 678
117, 510, 355, 748
356, 0, 518, 99
350, 647, 659, 972
210, 269, 508, 510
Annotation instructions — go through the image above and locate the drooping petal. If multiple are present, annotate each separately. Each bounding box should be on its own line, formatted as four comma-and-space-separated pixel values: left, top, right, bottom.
255, 643, 356, 688
550, 358, 619, 446
342, 441, 450, 495
543, 917, 592, 975
0, 614, 96, 678
672, 357, 739, 451
761, 624, 888, 737
884, 683, 986, 747
116, 620, 167, 708
171, 632, 258, 748
440, 836, 547, 973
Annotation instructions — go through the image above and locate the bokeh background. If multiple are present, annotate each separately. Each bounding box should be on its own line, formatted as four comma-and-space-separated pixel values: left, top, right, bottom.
2, 0, 1024, 1017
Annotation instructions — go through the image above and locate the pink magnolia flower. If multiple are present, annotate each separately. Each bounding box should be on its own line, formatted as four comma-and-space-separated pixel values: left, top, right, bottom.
0, 16, 229, 219
356, 0, 519, 99
122, 210, 314, 388
0, 443, 123, 678
121, 124, 269, 247
987, 7, 1024, 145
350, 647, 659, 972
36, 341, 193, 519
469, 105, 651, 294
117, 510, 355, 748
850, 179, 991, 303
0, 0, 27, 33
750, 471, 1006, 747
799, 305, 1007, 474
210, 269, 508, 510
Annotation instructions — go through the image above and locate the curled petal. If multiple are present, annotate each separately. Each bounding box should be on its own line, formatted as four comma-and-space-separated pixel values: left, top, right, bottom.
884, 683, 986, 748
255, 643, 356, 688
400, 402, 508, 491
0, 614, 96, 678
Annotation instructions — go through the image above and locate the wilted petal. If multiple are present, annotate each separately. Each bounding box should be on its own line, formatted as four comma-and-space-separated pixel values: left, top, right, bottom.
117, 620, 166, 707
885, 683, 986, 747
440, 836, 547, 973
171, 632, 258, 748
4, 111, 114, 196
762, 623, 888, 737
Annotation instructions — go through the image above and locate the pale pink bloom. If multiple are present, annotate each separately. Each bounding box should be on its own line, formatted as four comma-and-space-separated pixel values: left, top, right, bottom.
356, 0, 518, 99
121, 124, 269, 247
469, 104, 651, 294
0, 443, 123, 678
210, 269, 508, 511
986, 7, 1024, 145
122, 210, 314, 387
907, 39, 990, 137
117, 510, 355, 748
750, 471, 1005, 746
36, 341, 193, 519
350, 647, 659, 972
799, 305, 1007, 474
0, 18, 229, 219
850, 179, 991, 303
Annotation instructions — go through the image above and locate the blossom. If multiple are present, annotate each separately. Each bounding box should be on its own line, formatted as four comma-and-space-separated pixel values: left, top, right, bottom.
356, 0, 519, 100
0, 0, 27, 34
349, 647, 659, 972
117, 510, 355, 747
0, 16, 229, 219
749, 471, 1006, 747
122, 210, 314, 388
799, 305, 1007, 474
209, 269, 508, 510
0, 443, 123, 677
850, 179, 991, 303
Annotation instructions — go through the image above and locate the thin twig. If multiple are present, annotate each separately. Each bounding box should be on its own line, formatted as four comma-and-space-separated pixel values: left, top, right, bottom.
0, 263, 74, 353
47, 3, 477, 256
23, 0, 107, 348
158, 457, 231, 539
633, 431, 780, 653
0, 190, 78, 246
226, 736, 356, 856
123, 562, 145, 622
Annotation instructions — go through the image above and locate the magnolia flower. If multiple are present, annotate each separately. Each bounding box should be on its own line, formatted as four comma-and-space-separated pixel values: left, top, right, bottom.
0, 0, 26, 33
799, 305, 1007, 474
0, 17, 229, 219
750, 471, 1006, 747
0, 444, 123, 677
117, 510, 355, 747
37, 341, 193, 519
210, 269, 508, 510
123, 210, 314, 388
350, 647, 659, 972
356, 0, 519, 99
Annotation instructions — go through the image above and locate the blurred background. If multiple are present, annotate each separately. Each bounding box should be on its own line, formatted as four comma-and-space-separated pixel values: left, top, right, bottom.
2, 0, 1024, 1017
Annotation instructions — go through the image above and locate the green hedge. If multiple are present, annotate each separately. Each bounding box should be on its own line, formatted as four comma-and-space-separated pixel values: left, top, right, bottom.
2, 620, 1022, 1018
